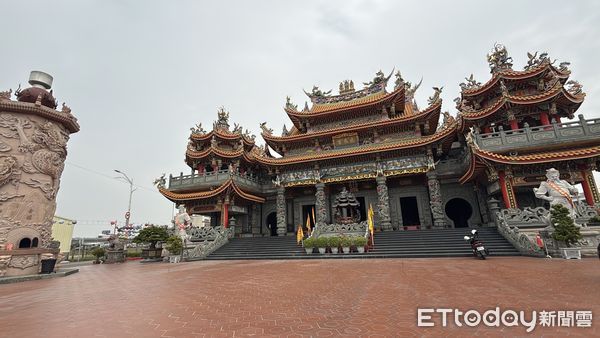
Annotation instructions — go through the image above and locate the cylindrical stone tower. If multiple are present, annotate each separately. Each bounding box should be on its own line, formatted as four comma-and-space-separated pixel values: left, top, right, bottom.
0, 71, 79, 277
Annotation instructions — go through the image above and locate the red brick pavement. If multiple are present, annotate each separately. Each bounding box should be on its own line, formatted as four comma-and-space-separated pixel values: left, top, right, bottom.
0, 257, 598, 337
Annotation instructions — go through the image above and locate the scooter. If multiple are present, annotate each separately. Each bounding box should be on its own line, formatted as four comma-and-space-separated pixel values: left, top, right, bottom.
464, 229, 489, 260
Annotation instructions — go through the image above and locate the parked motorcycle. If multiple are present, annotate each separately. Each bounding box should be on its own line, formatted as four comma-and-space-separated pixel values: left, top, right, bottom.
464, 229, 489, 259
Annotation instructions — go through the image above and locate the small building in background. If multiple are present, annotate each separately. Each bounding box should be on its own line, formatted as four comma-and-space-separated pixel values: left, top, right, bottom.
52, 216, 77, 254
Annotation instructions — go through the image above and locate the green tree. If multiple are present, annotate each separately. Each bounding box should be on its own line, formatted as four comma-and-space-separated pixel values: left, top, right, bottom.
550, 204, 582, 247
133, 226, 169, 249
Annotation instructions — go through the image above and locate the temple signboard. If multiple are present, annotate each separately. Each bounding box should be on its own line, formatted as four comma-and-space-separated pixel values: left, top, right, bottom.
332, 132, 359, 148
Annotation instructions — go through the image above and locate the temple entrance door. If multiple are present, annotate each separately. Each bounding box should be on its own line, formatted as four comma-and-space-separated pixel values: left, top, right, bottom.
266, 212, 277, 236
445, 198, 472, 228
302, 205, 315, 228
400, 197, 421, 229
356, 197, 367, 222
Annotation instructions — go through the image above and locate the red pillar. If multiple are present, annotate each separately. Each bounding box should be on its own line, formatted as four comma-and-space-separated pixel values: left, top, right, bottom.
540, 112, 550, 126
483, 126, 491, 133
580, 170, 599, 206
509, 119, 519, 130
223, 198, 229, 228
498, 171, 518, 209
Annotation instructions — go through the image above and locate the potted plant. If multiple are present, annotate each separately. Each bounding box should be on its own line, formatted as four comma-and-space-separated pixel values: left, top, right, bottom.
133, 226, 169, 259
353, 236, 367, 253
550, 204, 583, 259
316, 237, 328, 254
90, 247, 105, 264
328, 236, 340, 254
303, 237, 315, 254
340, 236, 352, 254
166, 236, 183, 263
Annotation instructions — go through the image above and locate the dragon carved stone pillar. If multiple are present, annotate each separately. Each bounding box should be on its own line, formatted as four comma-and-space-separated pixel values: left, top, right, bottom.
376, 176, 392, 231
276, 186, 287, 236
0, 71, 79, 277
315, 182, 327, 225
427, 172, 446, 229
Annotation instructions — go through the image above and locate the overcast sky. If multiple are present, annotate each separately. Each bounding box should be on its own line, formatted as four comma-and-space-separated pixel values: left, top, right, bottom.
2, 1, 599, 237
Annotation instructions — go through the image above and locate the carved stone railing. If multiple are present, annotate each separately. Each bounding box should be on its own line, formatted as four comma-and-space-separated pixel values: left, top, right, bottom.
168, 170, 269, 193
495, 204, 600, 257
310, 221, 368, 239
495, 209, 546, 257
184, 226, 234, 260
475, 115, 600, 152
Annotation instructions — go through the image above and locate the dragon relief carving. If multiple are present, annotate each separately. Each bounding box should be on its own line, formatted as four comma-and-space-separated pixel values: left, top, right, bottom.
0, 156, 20, 187
0, 114, 35, 152
0, 115, 68, 197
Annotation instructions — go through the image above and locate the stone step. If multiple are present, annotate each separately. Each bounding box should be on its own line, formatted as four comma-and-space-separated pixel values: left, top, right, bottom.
205, 227, 520, 260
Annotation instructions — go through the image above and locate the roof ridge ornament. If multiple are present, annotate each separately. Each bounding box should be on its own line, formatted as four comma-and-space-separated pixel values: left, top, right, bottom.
285, 96, 298, 111
404, 77, 422, 101
459, 74, 482, 91
394, 71, 404, 90
214, 106, 230, 131
427, 87, 443, 105
566, 80, 584, 96
339, 80, 355, 95
190, 122, 206, 134
259, 121, 273, 135
487, 43, 513, 73
524, 51, 553, 70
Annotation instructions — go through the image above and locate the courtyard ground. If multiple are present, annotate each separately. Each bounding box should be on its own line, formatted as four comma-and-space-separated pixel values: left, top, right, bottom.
0, 257, 598, 337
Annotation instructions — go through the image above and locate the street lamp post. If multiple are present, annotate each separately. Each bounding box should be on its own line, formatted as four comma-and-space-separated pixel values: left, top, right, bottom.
114, 169, 136, 229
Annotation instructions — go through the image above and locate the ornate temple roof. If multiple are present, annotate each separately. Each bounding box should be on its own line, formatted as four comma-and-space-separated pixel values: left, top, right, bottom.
158, 178, 265, 203
460, 60, 570, 98
459, 134, 600, 184
459, 81, 584, 122
185, 108, 258, 167
255, 120, 458, 166
263, 99, 442, 148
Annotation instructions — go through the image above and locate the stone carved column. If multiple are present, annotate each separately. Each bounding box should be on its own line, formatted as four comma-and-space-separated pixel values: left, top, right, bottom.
250, 204, 260, 235
427, 172, 446, 229
315, 183, 327, 225
376, 176, 392, 231
276, 186, 287, 236
0, 72, 80, 277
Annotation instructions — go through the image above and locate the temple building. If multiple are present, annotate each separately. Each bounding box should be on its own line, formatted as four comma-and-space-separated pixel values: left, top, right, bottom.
158, 45, 600, 239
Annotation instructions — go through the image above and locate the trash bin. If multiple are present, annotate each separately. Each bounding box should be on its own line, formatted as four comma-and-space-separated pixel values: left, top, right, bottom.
40, 259, 57, 274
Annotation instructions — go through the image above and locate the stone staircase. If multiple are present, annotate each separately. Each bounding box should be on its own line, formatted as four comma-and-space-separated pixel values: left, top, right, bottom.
205, 227, 520, 260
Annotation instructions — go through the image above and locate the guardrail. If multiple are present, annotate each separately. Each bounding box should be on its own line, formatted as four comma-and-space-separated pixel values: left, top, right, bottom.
475, 115, 600, 152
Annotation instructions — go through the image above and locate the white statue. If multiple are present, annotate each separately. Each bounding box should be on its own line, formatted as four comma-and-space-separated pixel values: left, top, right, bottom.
534, 168, 579, 217
174, 205, 191, 244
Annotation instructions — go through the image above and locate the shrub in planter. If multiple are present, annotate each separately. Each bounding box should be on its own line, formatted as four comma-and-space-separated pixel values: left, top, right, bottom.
90, 247, 105, 264
303, 237, 315, 254
340, 236, 352, 253
315, 237, 328, 254
166, 236, 183, 256
353, 236, 367, 253
329, 236, 340, 254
